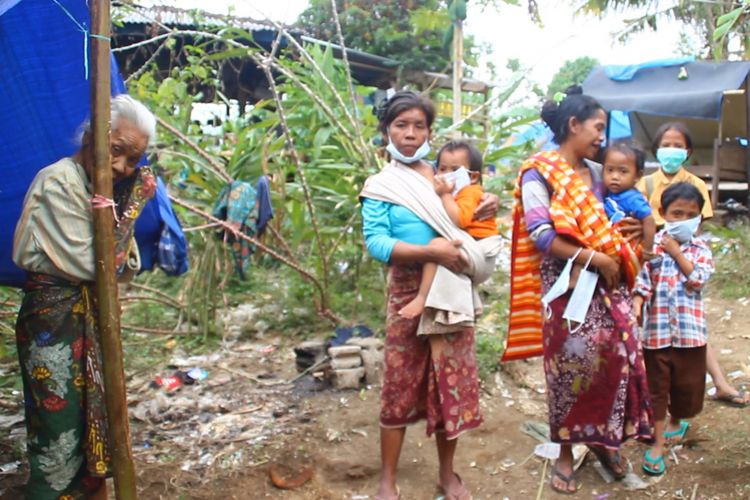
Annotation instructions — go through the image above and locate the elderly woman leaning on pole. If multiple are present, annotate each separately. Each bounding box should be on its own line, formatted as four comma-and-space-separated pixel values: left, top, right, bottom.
359, 91, 501, 500
12, 95, 157, 499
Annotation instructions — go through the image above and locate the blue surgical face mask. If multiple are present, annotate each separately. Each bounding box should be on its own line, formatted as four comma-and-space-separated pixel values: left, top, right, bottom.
664, 215, 701, 243
656, 147, 688, 174
386, 134, 431, 164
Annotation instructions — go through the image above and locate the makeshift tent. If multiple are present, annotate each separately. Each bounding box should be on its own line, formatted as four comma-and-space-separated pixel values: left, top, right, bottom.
0, 0, 186, 286
584, 59, 750, 206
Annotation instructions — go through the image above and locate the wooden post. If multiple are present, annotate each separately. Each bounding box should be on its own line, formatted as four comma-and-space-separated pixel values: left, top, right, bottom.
451, 18, 463, 138
89, 1, 138, 498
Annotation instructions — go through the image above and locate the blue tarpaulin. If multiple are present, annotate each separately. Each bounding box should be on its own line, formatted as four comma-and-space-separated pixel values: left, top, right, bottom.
0, 0, 186, 286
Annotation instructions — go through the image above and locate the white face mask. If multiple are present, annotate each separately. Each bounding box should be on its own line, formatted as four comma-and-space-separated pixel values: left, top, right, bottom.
562, 251, 599, 333
386, 134, 431, 164
440, 166, 472, 195
542, 248, 582, 318
664, 215, 701, 243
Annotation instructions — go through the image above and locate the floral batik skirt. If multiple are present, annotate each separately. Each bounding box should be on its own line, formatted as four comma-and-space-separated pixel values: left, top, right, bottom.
380, 264, 482, 440
541, 257, 653, 449
15, 274, 111, 499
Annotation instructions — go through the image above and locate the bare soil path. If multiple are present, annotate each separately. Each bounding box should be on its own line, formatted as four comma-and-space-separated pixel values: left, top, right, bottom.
1, 295, 749, 499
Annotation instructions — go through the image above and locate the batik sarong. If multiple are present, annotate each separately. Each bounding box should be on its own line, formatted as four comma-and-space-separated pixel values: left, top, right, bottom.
380, 264, 482, 439
16, 275, 108, 499
541, 256, 653, 449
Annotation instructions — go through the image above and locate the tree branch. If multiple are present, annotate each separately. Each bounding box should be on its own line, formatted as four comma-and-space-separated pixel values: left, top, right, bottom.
168, 194, 341, 324
155, 115, 233, 183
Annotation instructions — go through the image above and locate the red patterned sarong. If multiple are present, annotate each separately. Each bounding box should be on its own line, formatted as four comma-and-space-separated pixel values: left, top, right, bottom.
541, 256, 653, 448
380, 264, 482, 439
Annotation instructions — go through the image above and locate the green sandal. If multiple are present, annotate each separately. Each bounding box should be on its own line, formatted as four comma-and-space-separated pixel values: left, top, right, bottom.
663, 420, 689, 441
642, 450, 665, 476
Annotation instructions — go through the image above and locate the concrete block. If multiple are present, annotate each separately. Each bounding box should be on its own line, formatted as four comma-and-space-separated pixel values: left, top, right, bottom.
331, 355, 363, 370
294, 339, 327, 372
332, 367, 365, 390
360, 348, 384, 385
346, 337, 384, 350
328, 345, 362, 358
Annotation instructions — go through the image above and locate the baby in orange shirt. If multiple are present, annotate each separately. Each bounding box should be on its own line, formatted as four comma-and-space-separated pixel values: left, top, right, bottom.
399, 140, 498, 318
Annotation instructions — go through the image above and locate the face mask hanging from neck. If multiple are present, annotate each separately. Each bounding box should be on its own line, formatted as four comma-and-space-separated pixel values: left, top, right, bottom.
386, 134, 431, 164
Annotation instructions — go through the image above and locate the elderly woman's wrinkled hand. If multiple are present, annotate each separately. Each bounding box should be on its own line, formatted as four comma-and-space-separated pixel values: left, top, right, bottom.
429, 238, 467, 273
473, 192, 500, 221
619, 216, 643, 243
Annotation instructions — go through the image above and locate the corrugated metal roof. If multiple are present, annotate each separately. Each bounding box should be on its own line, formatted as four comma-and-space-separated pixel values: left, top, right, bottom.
117, 4, 286, 32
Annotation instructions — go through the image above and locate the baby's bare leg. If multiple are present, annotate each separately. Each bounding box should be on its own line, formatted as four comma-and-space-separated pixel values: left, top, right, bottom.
398, 239, 443, 318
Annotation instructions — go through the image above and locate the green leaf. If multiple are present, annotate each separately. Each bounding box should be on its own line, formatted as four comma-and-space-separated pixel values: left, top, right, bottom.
411, 7, 450, 34
712, 21, 734, 42
442, 23, 455, 52
716, 7, 743, 27
206, 48, 250, 61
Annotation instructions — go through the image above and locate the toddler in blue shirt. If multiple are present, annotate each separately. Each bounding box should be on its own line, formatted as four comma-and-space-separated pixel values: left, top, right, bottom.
602, 143, 656, 259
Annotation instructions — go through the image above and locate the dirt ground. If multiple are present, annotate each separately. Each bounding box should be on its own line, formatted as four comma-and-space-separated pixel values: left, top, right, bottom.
1, 293, 749, 500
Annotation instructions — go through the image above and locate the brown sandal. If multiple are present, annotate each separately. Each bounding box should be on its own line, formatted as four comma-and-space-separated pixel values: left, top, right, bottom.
587, 445, 628, 480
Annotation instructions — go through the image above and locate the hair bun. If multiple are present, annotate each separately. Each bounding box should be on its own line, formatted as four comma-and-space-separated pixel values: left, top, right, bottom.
373, 98, 389, 120
564, 85, 583, 96
540, 100, 560, 131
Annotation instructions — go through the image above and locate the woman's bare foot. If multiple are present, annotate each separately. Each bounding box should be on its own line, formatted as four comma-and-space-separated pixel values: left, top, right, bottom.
713, 387, 750, 407
439, 472, 472, 500
550, 459, 577, 494
375, 481, 400, 500
398, 296, 426, 319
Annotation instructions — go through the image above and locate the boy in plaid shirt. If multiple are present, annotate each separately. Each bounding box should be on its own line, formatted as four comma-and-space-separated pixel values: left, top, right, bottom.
633, 182, 714, 476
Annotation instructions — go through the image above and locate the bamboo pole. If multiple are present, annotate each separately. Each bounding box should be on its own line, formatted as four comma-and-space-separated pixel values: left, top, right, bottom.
89, 1, 138, 498
451, 18, 464, 138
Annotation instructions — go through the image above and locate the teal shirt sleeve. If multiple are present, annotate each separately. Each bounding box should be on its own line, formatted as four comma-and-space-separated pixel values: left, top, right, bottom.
361, 198, 397, 263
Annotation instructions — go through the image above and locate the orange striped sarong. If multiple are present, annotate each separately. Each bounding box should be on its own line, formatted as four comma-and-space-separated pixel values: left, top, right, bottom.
502, 151, 638, 361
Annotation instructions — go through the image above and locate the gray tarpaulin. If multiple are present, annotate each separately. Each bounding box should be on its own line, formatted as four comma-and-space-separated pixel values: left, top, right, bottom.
583, 61, 750, 120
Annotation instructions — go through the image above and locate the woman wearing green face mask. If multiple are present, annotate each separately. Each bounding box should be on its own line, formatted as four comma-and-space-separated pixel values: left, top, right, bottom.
636, 122, 713, 227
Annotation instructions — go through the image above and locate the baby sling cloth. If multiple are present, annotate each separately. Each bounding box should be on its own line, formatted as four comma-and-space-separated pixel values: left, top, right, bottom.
360, 160, 503, 334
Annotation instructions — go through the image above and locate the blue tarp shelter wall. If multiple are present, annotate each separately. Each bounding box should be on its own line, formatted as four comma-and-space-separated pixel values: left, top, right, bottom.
584, 60, 750, 206
0, 0, 128, 286
0, 0, 183, 286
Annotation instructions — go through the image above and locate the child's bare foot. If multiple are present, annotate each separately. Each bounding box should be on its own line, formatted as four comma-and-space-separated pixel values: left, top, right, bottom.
399, 296, 426, 319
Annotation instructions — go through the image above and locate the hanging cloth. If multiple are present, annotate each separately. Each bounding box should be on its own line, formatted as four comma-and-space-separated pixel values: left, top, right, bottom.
212, 180, 258, 279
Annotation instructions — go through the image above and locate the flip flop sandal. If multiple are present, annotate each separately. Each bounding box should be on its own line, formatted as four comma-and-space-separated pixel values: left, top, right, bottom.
663, 420, 689, 441
642, 449, 666, 476
711, 389, 750, 408
550, 462, 578, 495
586, 445, 628, 480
